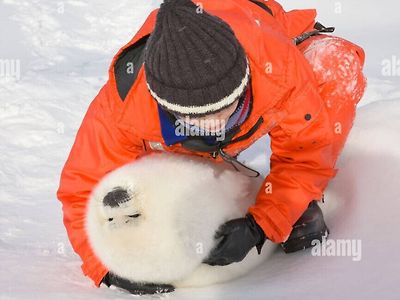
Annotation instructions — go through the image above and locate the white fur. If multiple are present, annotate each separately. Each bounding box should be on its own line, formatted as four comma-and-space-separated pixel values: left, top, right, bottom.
86, 153, 275, 287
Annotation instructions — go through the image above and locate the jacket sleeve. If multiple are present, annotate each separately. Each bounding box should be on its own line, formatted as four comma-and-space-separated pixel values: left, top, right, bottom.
56, 82, 143, 286
248, 45, 338, 243
263, 0, 317, 38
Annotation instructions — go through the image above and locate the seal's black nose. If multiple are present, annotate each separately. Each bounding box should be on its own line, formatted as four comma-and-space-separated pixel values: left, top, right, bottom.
103, 187, 131, 208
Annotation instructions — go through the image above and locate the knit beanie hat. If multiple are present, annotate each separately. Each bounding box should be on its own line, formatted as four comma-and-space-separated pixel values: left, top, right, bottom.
144, 0, 250, 116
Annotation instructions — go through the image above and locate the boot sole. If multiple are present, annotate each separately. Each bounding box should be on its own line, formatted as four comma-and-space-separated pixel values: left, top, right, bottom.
281, 225, 329, 254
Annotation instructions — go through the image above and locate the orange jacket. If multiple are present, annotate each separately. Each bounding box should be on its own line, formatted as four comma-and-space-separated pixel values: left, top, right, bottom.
57, 0, 363, 286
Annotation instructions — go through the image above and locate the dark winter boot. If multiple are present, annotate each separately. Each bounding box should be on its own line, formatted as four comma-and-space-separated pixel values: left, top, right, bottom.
281, 200, 329, 253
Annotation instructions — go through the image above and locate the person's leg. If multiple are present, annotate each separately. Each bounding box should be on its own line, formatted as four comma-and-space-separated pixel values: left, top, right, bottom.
282, 35, 367, 253
299, 35, 367, 158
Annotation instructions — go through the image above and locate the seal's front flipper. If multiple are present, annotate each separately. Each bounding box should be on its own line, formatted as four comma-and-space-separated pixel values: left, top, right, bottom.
102, 272, 175, 295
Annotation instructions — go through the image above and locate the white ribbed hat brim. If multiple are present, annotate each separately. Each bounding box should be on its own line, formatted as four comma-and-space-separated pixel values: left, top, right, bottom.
147, 61, 250, 115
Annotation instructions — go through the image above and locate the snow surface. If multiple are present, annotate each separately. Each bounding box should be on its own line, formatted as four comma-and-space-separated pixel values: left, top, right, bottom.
1, 0, 399, 299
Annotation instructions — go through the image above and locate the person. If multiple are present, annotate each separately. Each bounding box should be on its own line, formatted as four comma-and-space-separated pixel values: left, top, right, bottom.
56, 0, 366, 295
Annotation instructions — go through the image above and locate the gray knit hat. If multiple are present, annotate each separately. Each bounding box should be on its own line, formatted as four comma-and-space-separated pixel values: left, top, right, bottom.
144, 0, 250, 116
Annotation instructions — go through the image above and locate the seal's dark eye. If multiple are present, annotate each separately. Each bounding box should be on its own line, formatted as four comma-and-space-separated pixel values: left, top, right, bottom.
128, 214, 141, 218
108, 218, 114, 222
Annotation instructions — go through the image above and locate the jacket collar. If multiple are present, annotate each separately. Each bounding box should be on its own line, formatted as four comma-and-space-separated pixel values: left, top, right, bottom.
158, 86, 252, 146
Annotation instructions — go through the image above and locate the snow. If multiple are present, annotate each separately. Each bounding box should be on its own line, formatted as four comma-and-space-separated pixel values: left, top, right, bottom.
1, 0, 399, 299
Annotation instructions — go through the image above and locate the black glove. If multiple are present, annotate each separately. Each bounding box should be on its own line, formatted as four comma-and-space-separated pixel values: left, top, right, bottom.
102, 272, 174, 295
203, 213, 267, 266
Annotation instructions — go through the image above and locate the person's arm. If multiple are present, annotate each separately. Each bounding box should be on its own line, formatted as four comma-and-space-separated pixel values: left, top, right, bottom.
56, 83, 143, 286
248, 46, 339, 243
204, 85, 337, 263
203, 42, 340, 265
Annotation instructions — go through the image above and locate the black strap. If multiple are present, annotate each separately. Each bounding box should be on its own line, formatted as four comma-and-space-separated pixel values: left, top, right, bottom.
180, 127, 240, 153
222, 117, 264, 147
218, 147, 261, 177
181, 116, 264, 154
293, 22, 335, 45
249, 0, 273, 16
181, 117, 264, 177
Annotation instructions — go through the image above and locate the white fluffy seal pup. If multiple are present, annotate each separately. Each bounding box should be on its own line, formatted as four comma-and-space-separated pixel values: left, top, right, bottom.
86, 153, 275, 288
